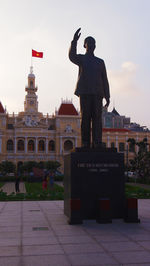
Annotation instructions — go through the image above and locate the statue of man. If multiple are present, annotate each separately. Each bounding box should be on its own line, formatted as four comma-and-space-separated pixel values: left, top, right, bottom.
69, 28, 110, 148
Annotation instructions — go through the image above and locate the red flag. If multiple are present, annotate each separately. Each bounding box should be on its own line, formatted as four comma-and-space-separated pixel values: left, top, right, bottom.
32, 49, 43, 58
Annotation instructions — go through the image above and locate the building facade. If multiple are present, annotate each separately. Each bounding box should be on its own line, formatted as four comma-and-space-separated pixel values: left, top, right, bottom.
0, 68, 150, 172
0, 68, 81, 172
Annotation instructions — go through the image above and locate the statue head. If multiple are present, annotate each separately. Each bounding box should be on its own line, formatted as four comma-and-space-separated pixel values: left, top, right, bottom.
84, 36, 96, 53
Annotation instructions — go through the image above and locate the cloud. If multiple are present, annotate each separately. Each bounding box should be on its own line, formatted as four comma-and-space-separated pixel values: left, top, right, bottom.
108, 61, 139, 96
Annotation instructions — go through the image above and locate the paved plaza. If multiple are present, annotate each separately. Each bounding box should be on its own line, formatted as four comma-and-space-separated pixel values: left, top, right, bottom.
1, 182, 26, 195
0, 200, 149, 265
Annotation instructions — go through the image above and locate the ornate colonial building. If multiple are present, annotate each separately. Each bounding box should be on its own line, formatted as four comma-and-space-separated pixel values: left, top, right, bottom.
0, 68, 150, 172
0, 68, 81, 172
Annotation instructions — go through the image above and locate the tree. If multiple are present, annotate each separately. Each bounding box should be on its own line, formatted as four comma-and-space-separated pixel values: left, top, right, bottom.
0, 161, 16, 175
44, 161, 61, 171
21, 160, 61, 175
128, 138, 150, 181
37, 161, 44, 169
127, 138, 136, 153
22, 161, 38, 173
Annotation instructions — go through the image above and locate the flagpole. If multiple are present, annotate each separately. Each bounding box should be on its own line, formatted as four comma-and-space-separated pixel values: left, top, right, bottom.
31, 49, 33, 67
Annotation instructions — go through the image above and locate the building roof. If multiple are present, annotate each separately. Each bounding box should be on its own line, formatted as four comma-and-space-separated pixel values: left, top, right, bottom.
58, 103, 78, 116
103, 128, 130, 132
112, 108, 120, 116
0, 102, 5, 113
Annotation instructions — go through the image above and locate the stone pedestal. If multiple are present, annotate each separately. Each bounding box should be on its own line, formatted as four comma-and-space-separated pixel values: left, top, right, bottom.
64, 147, 125, 223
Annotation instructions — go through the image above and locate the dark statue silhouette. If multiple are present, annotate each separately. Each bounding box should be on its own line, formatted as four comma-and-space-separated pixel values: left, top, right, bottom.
69, 28, 110, 148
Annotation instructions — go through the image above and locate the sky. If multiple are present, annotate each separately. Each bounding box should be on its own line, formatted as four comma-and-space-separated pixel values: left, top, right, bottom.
0, 0, 150, 128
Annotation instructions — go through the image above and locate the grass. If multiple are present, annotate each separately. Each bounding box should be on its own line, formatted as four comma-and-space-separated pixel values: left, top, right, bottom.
25, 182, 64, 193
0, 182, 64, 201
0, 181, 150, 201
125, 184, 150, 199
24, 182, 64, 200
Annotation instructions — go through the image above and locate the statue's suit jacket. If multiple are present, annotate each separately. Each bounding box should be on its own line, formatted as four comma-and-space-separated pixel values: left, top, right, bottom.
69, 40, 110, 100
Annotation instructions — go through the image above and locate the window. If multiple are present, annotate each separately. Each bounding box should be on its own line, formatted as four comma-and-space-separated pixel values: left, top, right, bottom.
49, 140, 55, 151
7, 124, 14, 129
64, 140, 73, 151
7, 139, 14, 151
28, 140, 35, 152
119, 142, 125, 152
30, 80, 33, 88
48, 125, 55, 130
17, 140, 24, 151
38, 140, 45, 151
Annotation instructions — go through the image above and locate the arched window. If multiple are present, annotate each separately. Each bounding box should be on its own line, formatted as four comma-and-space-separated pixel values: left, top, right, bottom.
7, 139, 14, 151
28, 140, 35, 152
17, 140, 24, 151
119, 142, 125, 152
30, 80, 33, 88
64, 140, 73, 151
49, 140, 55, 151
38, 140, 45, 151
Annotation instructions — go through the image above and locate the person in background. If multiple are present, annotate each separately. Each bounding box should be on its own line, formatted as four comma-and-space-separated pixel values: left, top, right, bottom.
15, 175, 20, 193
42, 177, 48, 190
49, 170, 54, 190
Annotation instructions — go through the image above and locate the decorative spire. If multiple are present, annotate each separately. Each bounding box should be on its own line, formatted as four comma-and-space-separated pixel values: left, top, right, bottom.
30, 66, 33, 74
113, 99, 115, 109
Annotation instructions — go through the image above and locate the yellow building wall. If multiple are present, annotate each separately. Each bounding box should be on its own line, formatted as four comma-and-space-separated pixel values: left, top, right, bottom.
0, 111, 150, 173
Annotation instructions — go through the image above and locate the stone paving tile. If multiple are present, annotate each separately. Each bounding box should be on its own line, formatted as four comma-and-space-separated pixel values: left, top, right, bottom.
0, 231, 20, 238
54, 228, 87, 236
124, 264, 150, 266
68, 253, 118, 265
23, 224, 50, 230
23, 236, 58, 245
112, 250, 150, 264
23, 222, 49, 227
100, 240, 145, 252
84, 227, 120, 236
0, 238, 20, 246
51, 224, 83, 230
58, 235, 97, 244
139, 241, 150, 250
22, 255, 70, 266
0, 246, 20, 257
0, 226, 21, 232
0, 256, 20, 266
47, 217, 68, 225
22, 231, 55, 238
94, 234, 129, 242
23, 244, 64, 256
141, 223, 150, 229
127, 233, 150, 241
62, 243, 105, 254
0, 200, 149, 265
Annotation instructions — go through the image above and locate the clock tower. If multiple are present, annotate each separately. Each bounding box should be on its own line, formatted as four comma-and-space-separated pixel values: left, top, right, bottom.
24, 66, 38, 113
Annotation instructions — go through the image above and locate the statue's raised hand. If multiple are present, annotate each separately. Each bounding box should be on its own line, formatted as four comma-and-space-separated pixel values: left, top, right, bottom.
105, 98, 110, 108
73, 28, 81, 42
